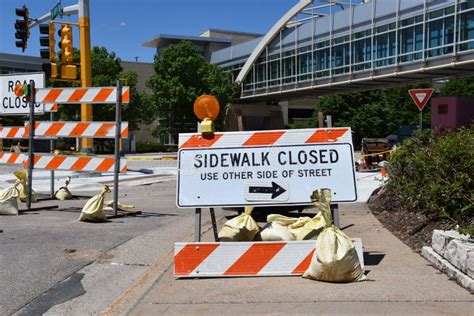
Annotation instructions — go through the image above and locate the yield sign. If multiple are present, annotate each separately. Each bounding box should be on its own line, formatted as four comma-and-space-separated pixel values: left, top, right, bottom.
408, 88, 435, 110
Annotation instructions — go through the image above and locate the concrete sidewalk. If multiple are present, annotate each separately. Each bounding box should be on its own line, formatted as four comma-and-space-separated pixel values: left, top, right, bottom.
105, 203, 473, 315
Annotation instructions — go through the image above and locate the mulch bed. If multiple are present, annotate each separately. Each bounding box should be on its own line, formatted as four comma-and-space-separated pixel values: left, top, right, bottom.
368, 186, 452, 252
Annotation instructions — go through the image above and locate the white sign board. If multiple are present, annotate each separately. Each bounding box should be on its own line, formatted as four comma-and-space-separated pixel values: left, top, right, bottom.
0, 73, 45, 115
177, 128, 357, 208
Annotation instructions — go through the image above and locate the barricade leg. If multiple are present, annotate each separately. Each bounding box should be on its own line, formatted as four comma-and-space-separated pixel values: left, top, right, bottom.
195, 208, 201, 242
210, 208, 219, 242
331, 203, 340, 228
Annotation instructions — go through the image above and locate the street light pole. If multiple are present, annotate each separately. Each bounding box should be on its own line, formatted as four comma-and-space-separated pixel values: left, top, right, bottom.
78, 0, 93, 152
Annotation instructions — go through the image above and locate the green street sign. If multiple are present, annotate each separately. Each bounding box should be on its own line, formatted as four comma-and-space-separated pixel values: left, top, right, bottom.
51, 1, 63, 21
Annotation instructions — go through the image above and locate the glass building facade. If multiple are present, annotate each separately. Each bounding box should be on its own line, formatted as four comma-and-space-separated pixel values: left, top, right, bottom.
212, 1, 474, 99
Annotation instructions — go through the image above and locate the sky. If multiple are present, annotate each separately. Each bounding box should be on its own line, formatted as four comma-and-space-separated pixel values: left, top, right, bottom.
0, 0, 298, 63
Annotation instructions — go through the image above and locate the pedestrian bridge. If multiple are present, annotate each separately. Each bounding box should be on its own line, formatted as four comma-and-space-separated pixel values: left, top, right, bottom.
211, 0, 474, 101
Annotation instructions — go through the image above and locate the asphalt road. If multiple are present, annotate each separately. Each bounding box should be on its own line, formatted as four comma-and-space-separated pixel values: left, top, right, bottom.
0, 177, 184, 315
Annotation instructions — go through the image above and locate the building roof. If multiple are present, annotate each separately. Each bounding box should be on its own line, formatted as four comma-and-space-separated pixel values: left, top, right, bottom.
210, 0, 441, 66
199, 28, 264, 38
0, 52, 44, 70
142, 34, 232, 48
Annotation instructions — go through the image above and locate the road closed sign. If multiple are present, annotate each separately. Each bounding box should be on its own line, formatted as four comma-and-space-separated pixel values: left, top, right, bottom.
0, 73, 45, 115
177, 128, 357, 208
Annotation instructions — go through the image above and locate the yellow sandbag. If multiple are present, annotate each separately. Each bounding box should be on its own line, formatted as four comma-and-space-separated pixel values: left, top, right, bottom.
0, 183, 20, 215
267, 212, 326, 240
303, 188, 365, 283
255, 222, 296, 241
267, 214, 304, 226
55, 177, 73, 200
104, 200, 135, 210
218, 207, 259, 241
290, 212, 327, 240
303, 227, 366, 282
14, 170, 37, 203
78, 185, 111, 222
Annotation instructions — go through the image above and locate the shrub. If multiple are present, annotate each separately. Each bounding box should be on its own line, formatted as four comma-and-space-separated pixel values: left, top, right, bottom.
386, 126, 474, 232
135, 142, 177, 153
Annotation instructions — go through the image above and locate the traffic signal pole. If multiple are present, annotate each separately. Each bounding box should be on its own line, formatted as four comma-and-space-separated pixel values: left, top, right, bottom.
78, 0, 93, 151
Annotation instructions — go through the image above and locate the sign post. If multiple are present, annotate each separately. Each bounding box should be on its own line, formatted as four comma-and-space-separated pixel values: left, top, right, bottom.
408, 88, 435, 130
27, 80, 35, 210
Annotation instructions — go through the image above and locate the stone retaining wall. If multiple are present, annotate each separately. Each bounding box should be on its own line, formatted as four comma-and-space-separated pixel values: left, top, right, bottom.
422, 230, 473, 293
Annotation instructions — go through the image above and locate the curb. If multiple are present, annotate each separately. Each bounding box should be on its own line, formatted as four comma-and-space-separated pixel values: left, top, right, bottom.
100, 217, 222, 315
421, 246, 473, 293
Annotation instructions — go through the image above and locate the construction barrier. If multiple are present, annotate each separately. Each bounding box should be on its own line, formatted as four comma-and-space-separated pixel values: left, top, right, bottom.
179, 127, 351, 149
174, 239, 364, 278
24, 154, 127, 173
0, 127, 26, 139
0, 153, 26, 164
44, 103, 59, 112
0, 122, 128, 139
0, 80, 129, 213
176, 126, 363, 278
25, 121, 128, 138
35, 86, 130, 104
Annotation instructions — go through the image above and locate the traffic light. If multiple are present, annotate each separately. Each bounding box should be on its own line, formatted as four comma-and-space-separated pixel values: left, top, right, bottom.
14, 5, 29, 52
39, 22, 58, 80
58, 25, 77, 80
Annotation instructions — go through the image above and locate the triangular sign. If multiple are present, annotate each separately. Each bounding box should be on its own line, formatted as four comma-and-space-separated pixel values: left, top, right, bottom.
408, 89, 435, 110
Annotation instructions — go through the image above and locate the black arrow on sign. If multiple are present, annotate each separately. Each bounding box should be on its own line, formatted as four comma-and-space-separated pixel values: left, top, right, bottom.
249, 182, 286, 199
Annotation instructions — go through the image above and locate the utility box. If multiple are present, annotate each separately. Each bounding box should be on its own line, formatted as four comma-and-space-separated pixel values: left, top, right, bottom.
431, 96, 474, 130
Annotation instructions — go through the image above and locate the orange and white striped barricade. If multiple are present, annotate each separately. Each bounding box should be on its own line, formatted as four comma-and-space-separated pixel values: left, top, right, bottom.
175, 128, 362, 277
34, 86, 130, 104
174, 239, 364, 278
0, 127, 26, 139
43, 103, 59, 112
25, 121, 129, 139
27, 83, 129, 214
0, 152, 27, 165
0, 128, 27, 167
23, 154, 127, 173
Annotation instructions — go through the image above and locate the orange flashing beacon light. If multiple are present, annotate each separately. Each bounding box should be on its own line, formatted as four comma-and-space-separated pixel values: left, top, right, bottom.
193, 95, 220, 136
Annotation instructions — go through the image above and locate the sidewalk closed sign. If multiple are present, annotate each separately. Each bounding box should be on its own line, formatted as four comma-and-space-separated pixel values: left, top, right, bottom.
0, 73, 45, 115
177, 128, 357, 208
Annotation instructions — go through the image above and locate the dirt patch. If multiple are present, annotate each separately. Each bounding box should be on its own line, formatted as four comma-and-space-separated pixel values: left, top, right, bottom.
368, 187, 452, 252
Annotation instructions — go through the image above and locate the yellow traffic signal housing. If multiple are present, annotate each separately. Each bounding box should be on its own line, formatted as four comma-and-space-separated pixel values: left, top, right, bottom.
60, 65, 77, 80
58, 24, 77, 80
59, 25, 74, 63
51, 62, 58, 79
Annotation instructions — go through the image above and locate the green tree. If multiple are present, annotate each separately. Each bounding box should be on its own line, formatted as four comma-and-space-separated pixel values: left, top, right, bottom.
145, 41, 237, 142
440, 77, 474, 96
308, 85, 432, 145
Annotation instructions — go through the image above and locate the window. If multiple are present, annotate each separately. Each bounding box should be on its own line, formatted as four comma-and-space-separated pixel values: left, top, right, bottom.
428, 19, 443, 56
459, 12, 474, 51
283, 56, 295, 83
438, 104, 448, 114
268, 60, 280, 86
